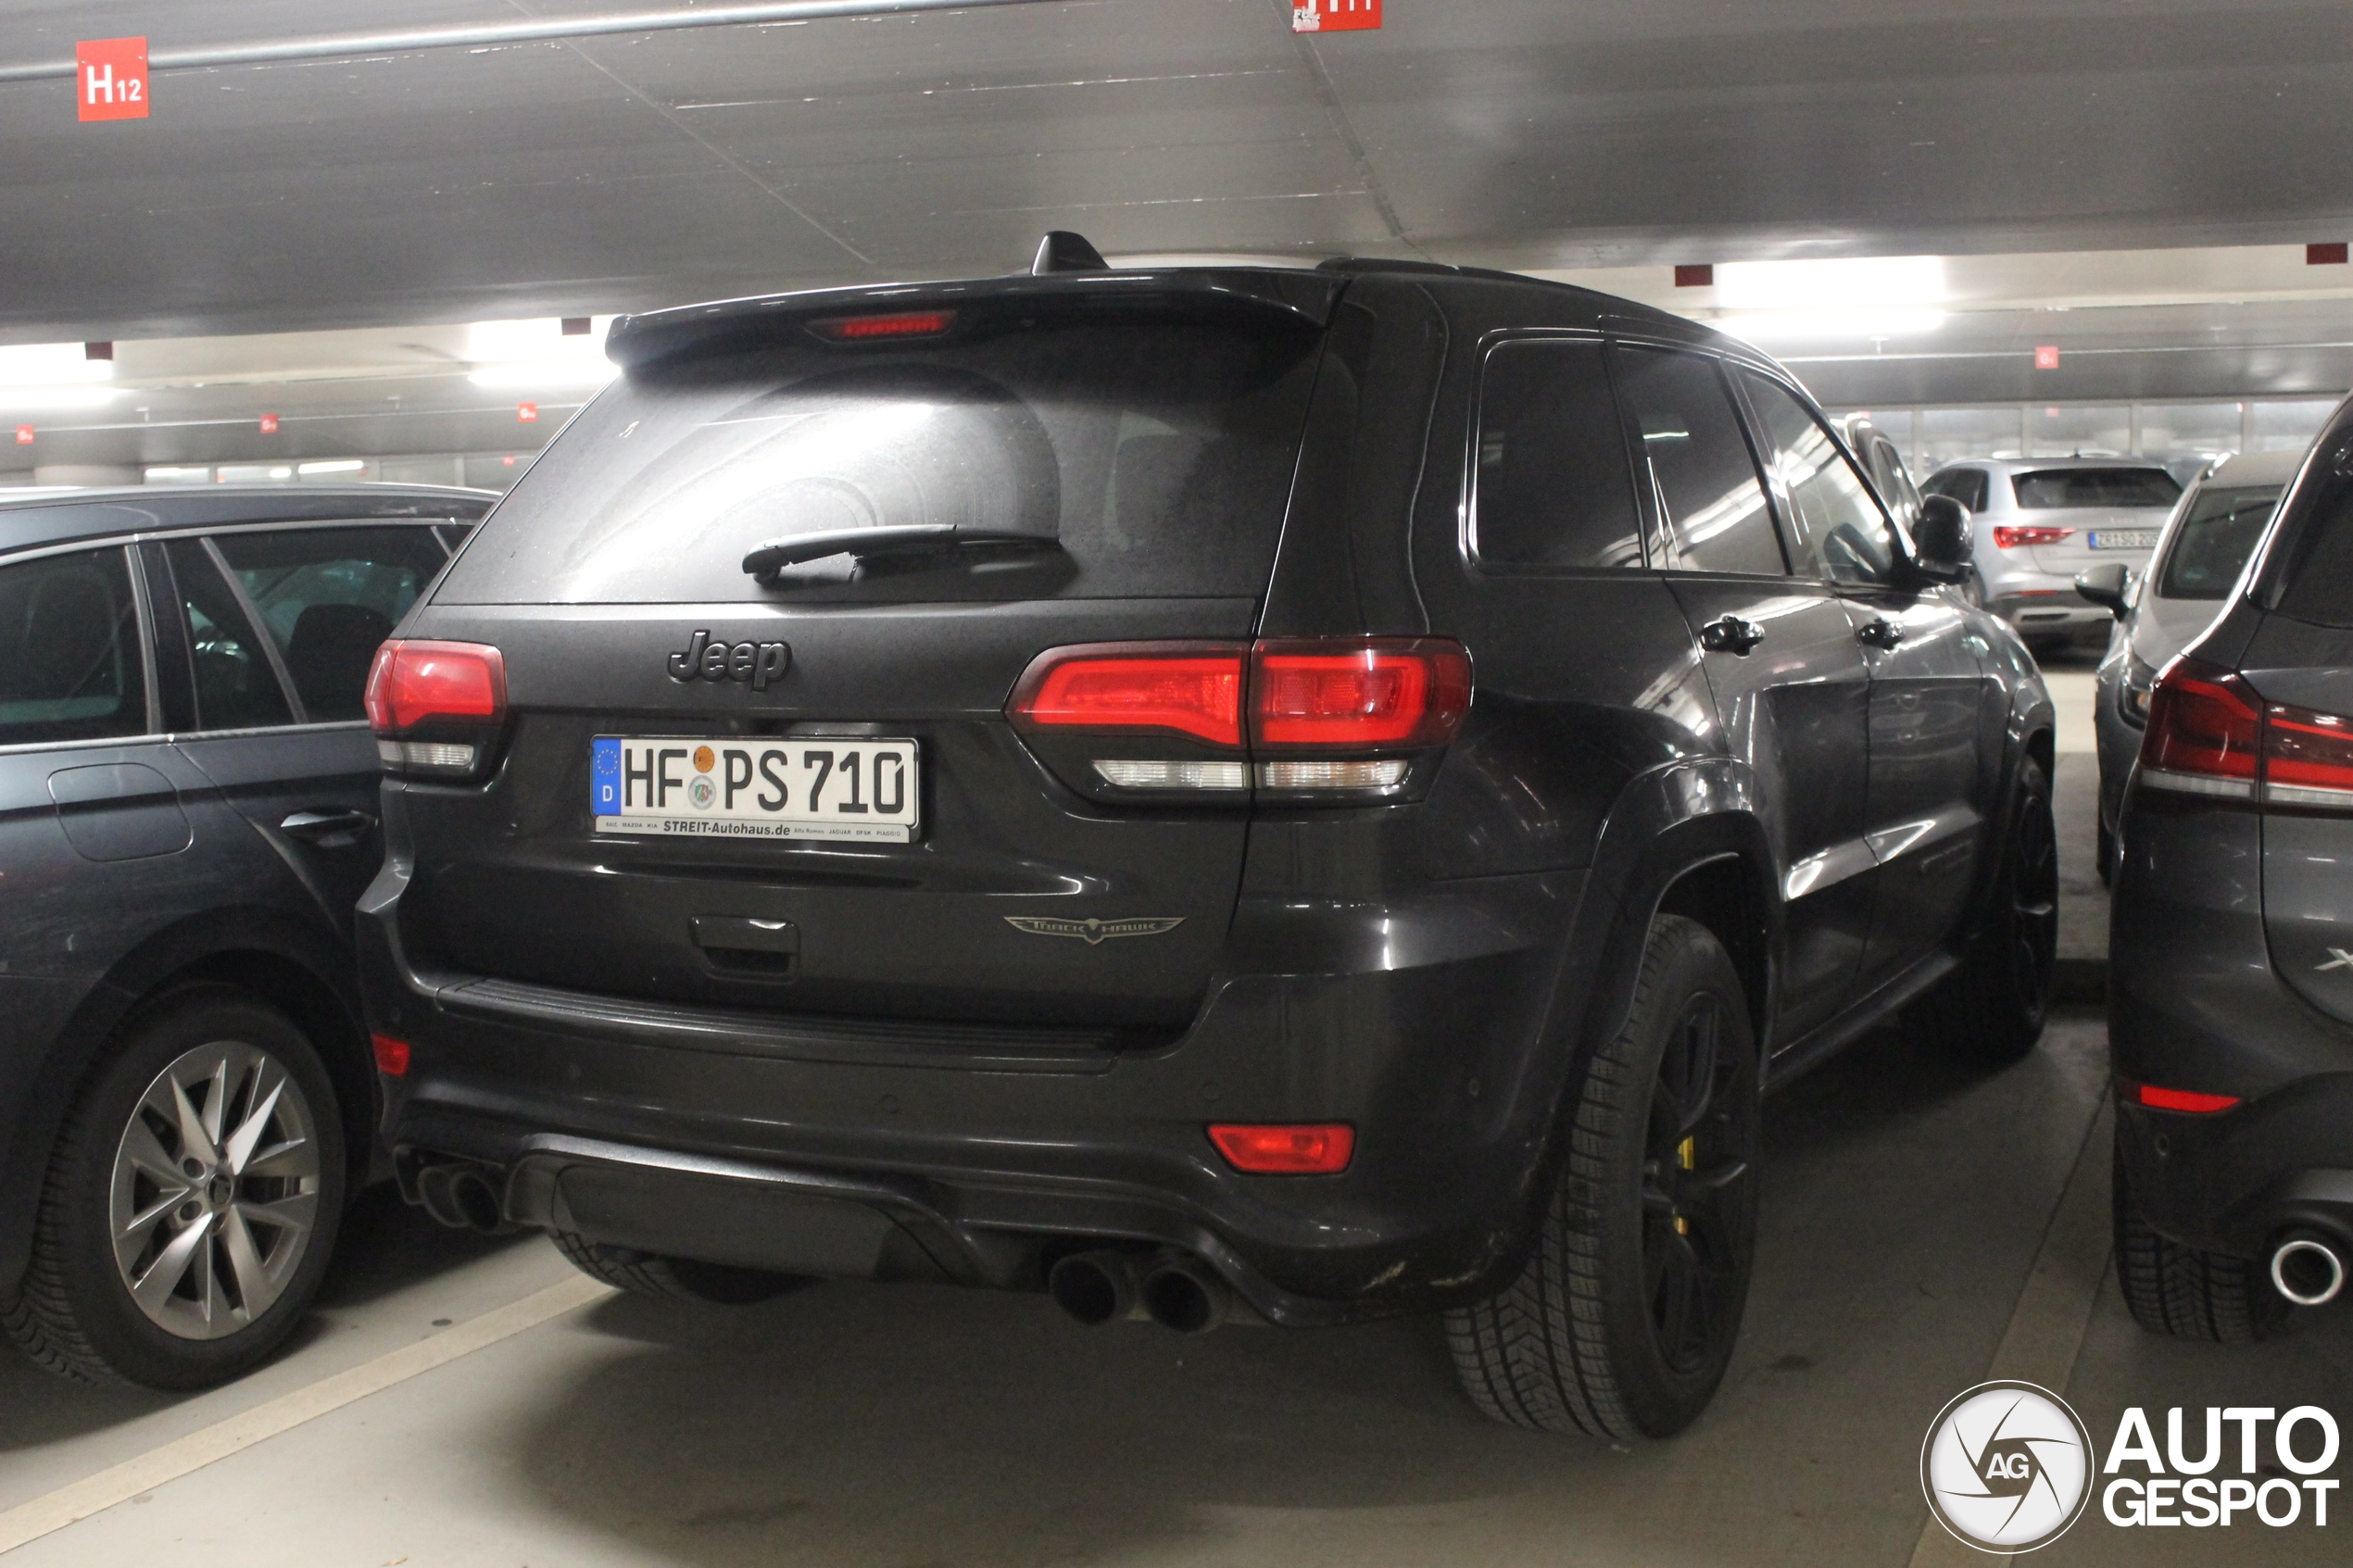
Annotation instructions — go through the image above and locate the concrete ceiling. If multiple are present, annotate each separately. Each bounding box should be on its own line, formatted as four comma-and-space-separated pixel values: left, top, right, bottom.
6, 0, 2353, 343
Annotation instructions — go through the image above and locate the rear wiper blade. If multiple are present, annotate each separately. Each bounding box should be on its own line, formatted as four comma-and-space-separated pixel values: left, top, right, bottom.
742, 526, 1061, 583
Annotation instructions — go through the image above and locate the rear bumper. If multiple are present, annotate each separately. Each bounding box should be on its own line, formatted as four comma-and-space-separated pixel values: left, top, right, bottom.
2110, 793, 2353, 1257
361, 864, 1585, 1325
1988, 586, 2112, 638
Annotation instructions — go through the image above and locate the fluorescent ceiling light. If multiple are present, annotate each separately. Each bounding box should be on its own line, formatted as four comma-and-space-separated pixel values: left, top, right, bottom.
0, 384, 120, 411
0, 342, 113, 385
467, 358, 619, 391
1718, 308, 1948, 342
1715, 256, 1948, 311
297, 459, 367, 474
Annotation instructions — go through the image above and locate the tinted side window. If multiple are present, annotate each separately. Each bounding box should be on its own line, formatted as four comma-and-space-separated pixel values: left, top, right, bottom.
0, 546, 148, 746
2275, 474, 2353, 628
1614, 347, 1783, 575
1742, 373, 1900, 587
1472, 339, 1644, 569
1923, 468, 1989, 512
214, 527, 447, 721
2157, 484, 2280, 601
164, 541, 294, 731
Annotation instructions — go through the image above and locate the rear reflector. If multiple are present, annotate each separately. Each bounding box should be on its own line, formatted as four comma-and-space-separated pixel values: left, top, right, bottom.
2138, 659, 2260, 799
1251, 638, 1471, 749
2134, 1083, 2239, 1114
1011, 647, 1245, 746
1092, 759, 1249, 790
1992, 524, 2075, 550
365, 640, 507, 734
371, 1035, 411, 1076
810, 309, 956, 342
1208, 1123, 1355, 1174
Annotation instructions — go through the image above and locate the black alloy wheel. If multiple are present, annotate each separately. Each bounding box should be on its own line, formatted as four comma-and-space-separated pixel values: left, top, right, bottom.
1640, 992, 1757, 1376
1448, 914, 1761, 1440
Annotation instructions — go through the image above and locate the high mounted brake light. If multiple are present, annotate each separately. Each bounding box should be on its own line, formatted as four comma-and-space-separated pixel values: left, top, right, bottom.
365, 639, 508, 779
2138, 657, 2353, 810
809, 309, 957, 342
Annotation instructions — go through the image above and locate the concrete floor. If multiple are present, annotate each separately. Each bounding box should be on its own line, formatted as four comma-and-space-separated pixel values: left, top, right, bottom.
5, 657, 2346, 1567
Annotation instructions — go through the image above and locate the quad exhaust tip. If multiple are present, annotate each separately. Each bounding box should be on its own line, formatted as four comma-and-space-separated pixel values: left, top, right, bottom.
1048, 1250, 1142, 1326
2271, 1233, 2347, 1307
417, 1162, 507, 1235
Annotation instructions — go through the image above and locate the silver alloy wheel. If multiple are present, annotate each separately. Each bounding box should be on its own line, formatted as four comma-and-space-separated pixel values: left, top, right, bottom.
108, 1039, 321, 1341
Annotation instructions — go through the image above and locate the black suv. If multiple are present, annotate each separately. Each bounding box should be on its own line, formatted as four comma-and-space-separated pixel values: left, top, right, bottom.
0, 484, 489, 1388
2111, 395, 2353, 1336
366, 243, 2056, 1439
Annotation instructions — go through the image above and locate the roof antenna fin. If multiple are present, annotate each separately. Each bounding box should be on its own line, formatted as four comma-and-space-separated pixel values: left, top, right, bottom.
1031, 231, 1109, 275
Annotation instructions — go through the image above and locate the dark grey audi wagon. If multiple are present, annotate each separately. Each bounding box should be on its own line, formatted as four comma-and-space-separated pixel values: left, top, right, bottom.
365, 240, 2056, 1439
0, 484, 489, 1388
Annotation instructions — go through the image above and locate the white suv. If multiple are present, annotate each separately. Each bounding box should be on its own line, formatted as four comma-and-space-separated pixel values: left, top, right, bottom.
1920, 457, 2182, 649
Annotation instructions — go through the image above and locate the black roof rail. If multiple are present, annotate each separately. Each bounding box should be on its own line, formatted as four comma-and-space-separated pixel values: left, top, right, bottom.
1315, 257, 1461, 276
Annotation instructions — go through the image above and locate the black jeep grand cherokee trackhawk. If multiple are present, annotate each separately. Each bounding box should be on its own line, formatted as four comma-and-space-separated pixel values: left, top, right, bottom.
362, 237, 2055, 1439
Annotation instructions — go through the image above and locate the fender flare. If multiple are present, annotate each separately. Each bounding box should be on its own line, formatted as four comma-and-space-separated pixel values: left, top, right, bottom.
0, 906, 363, 1296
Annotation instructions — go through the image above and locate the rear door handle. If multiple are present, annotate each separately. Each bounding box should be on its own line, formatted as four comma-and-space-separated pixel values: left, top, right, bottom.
280, 808, 376, 842
1856, 617, 1904, 651
1700, 615, 1766, 656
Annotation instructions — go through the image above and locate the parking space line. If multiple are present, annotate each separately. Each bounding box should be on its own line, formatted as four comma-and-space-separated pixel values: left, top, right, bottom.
0, 1273, 610, 1557
1905, 1096, 2115, 1568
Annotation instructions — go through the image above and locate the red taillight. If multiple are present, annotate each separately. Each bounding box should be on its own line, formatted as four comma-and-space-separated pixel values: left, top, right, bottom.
809, 309, 956, 342
1208, 1123, 1355, 1174
2137, 659, 2353, 809
2133, 1082, 2239, 1114
364, 640, 508, 734
1251, 639, 1473, 749
1992, 524, 2075, 550
1009, 646, 1245, 746
371, 1035, 411, 1076
2262, 699, 2353, 805
2139, 658, 2261, 797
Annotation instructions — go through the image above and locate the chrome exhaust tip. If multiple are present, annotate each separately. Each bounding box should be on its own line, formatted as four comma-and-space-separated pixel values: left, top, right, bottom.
2271, 1233, 2347, 1307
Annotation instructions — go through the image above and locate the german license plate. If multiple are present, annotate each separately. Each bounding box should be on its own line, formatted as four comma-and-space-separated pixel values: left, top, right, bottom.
591, 737, 919, 843
2087, 529, 2158, 550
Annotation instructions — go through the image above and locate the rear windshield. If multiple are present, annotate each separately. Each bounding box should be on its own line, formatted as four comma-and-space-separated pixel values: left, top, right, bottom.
2013, 468, 2181, 509
2156, 483, 2280, 600
435, 317, 1323, 605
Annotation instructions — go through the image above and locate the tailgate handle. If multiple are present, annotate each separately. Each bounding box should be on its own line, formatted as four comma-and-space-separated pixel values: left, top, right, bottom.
690, 916, 800, 975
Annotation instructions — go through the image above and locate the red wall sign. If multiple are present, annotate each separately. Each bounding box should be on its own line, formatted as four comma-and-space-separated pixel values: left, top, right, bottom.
13, 426, 31, 445
76, 37, 148, 122
2033, 345, 2061, 370
1294, 0, 1380, 32
258, 412, 280, 433
517, 402, 539, 423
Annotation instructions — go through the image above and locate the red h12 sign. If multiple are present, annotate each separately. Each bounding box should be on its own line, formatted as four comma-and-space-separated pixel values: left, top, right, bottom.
258, 412, 280, 434
517, 402, 539, 423
1294, 0, 1380, 31
77, 38, 148, 122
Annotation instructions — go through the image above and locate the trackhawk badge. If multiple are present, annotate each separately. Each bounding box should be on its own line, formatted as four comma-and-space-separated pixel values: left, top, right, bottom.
1004, 915, 1186, 945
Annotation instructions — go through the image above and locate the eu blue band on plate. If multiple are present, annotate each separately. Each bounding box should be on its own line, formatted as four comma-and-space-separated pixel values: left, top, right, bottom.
591, 737, 622, 814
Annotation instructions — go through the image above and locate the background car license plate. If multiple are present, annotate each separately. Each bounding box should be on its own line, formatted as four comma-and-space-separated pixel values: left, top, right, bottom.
2087, 529, 2158, 549
592, 737, 919, 843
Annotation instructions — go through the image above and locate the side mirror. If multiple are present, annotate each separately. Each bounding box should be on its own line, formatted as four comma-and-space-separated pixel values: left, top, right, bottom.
2076, 562, 2132, 620
1911, 494, 1973, 584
